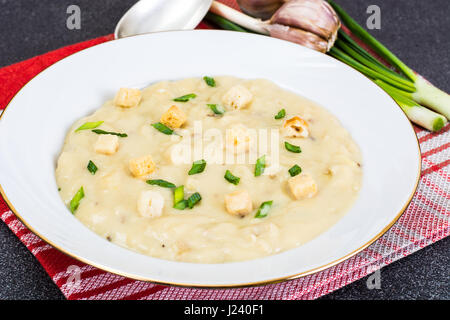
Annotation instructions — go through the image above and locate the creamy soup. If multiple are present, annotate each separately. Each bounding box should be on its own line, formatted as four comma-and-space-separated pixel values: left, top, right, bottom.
56, 76, 362, 263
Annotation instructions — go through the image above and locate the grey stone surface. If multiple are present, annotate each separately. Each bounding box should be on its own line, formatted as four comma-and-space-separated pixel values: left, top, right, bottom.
0, 0, 448, 300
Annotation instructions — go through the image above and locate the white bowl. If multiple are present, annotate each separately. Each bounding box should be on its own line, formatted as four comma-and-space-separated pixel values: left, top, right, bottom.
0, 31, 420, 287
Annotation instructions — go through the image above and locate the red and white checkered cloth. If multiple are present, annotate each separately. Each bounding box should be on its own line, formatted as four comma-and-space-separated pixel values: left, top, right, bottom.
0, 0, 449, 300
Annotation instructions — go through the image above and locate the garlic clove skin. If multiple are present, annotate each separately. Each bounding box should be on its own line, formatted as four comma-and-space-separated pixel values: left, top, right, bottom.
270, 0, 340, 51
267, 24, 329, 53
237, 0, 286, 20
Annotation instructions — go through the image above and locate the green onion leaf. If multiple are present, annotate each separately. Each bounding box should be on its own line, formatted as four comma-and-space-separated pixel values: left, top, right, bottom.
203, 76, 216, 87
91, 129, 127, 137
255, 200, 273, 219
69, 187, 84, 214
151, 122, 173, 135
224, 170, 240, 185
288, 165, 302, 177
174, 200, 188, 210
187, 192, 202, 209
208, 104, 226, 115
75, 121, 104, 132
285, 141, 302, 153
173, 93, 197, 102
146, 179, 176, 188
275, 109, 286, 120
188, 159, 207, 175
173, 186, 184, 206
254, 155, 266, 177
87, 160, 98, 175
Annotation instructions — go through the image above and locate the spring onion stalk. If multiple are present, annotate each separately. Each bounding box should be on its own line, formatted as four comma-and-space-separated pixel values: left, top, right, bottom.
375, 80, 447, 132
328, 0, 450, 120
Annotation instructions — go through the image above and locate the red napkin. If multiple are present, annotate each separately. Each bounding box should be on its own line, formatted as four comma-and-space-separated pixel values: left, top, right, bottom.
0, 0, 449, 300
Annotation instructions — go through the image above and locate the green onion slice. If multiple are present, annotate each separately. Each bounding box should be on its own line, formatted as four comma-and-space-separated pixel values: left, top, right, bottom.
275, 109, 286, 119
187, 192, 202, 209
203, 76, 216, 87
208, 104, 226, 115
288, 165, 302, 177
87, 160, 98, 175
69, 187, 84, 214
151, 122, 173, 135
91, 129, 127, 137
174, 200, 188, 210
285, 141, 302, 153
188, 160, 206, 175
75, 121, 104, 132
224, 170, 240, 185
173, 186, 184, 206
146, 179, 176, 188
254, 155, 266, 177
173, 93, 197, 102
255, 200, 273, 219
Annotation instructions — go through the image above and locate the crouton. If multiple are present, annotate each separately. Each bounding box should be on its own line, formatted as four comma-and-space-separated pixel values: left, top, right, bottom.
288, 173, 318, 200
160, 105, 187, 129
94, 135, 119, 155
224, 190, 253, 217
129, 155, 156, 177
137, 190, 164, 218
222, 85, 253, 110
281, 116, 309, 138
114, 88, 142, 108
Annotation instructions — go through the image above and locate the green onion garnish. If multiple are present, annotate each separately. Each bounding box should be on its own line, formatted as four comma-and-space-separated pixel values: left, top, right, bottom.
275, 109, 286, 120
254, 155, 266, 177
146, 179, 176, 188
203, 76, 216, 87
75, 121, 104, 132
87, 160, 98, 175
91, 129, 127, 137
173, 186, 184, 206
224, 170, 240, 185
151, 122, 173, 135
187, 192, 202, 209
208, 104, 226, 115
173, 93, 197, 102
188, 160, 206, 175
69, 187, 84, 214
285, 142, 301, 153
288, 165, 302, 177
255, 201, 273, 219
174, 200, 188, 210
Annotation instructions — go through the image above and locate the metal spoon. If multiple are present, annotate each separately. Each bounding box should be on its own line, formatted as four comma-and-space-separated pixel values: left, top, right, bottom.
115, 0, 213, 39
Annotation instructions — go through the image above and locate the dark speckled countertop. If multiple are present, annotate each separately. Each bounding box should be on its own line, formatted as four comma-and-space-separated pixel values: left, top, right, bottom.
0, 0, 448, 300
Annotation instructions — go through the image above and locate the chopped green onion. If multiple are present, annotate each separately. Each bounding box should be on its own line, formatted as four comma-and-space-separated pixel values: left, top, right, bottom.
188, 160, 207, 175
75, 121, 104, 132
285, 142, 302, 153
203, 76, 216, 87
146, 179, 176, 188
224, 170, 240, 185
254, 155, 266, 177
87, 160, 98, 175
151, 122, 173, 135
58, 188, 61, 192
91, 129, 127, 137
288, 165, 302, 177
69, 187, 84, 214
173, 93, 197, 102
174, 200, 188, 210
173, 186, 184, 206
275, 109, 286, 119
208, 104, 226, 115
187, 192, 202, 209
254, 201, 273, 219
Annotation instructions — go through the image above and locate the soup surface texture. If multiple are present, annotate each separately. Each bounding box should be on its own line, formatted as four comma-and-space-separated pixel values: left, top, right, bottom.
56, 76, 363, 263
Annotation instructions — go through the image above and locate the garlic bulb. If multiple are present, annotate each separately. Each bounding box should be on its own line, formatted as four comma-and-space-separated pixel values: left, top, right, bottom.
237, 0, 286, 20
213, 0, 341, 53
